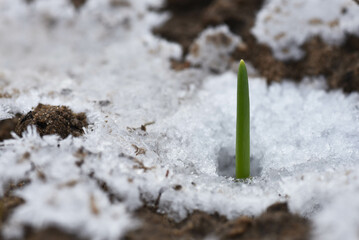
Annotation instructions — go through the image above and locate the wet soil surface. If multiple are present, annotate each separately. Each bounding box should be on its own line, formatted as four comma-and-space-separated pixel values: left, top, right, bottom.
15, 104, 88, 139
0, 114, 22, 142
153, 0, 359, 93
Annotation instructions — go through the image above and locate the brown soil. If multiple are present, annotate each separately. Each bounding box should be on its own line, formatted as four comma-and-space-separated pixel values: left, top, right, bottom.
0, 184, 310, 240
0, 196, 25, 228
22, 227, 86, 240
234, 35, 359, 93
15, 104, 88, 139
0, 181, 29, 235
153, 0, 359, 93
153, 0, 263, 57
0, 114, 22, 142
124, 202, 310, 240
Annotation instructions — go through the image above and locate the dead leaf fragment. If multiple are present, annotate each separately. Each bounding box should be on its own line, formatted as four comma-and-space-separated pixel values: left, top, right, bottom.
90, 194, 100, 216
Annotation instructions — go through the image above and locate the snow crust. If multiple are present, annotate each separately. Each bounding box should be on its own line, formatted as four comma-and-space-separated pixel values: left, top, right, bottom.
0, 1, 359, 240
252, 0, 359, 60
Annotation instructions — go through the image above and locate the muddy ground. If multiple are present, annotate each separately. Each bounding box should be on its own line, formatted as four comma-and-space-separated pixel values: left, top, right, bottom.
153, 0, 359, 93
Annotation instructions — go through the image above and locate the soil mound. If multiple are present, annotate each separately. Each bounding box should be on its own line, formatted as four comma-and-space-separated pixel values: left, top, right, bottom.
15, 104, 88, 139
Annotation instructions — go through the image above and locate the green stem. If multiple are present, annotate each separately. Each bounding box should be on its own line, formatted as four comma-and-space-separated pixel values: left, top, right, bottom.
236, 60, 250, 179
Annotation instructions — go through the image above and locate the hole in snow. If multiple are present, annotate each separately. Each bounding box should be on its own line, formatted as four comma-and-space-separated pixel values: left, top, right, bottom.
216, 147, 262, 178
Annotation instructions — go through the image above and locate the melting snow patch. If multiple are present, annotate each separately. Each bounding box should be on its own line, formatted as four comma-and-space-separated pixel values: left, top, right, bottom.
252, 0, 359, 60
3, 181, 136, 240
313, 183, 359, 240
1, 1, 359, 240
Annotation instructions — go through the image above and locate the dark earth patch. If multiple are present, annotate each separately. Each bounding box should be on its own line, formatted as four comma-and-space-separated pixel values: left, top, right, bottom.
0, 180, 29, 235
124, 202, 310, 240
234, 35, 359, 93
1, 196, 310, 240
22, 227, 87, 240
0, 196, 25, 235
15, 104, 88, 139
153, 0, 359, 93
0, 114, 22, 142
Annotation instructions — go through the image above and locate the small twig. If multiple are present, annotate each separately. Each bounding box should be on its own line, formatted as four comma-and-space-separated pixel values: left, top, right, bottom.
119, 153, 155, 172
127, 121, 155, 133
140, 121, 155, 131
154, 191, 163, 208
132, 158, 155, 172
90, 194, 100, 215
132, 144, 146, 155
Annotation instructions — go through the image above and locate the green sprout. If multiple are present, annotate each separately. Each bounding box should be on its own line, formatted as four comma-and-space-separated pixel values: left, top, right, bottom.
236, 60, 250, 179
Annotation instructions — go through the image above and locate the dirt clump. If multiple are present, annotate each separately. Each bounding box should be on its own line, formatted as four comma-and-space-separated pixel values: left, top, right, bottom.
0, 114, 22, 142
219, 202, 310, 240
70, 0, 87, 10
15, 104, 88, 139
153, 0, 359, 93
123, 202, 310, 240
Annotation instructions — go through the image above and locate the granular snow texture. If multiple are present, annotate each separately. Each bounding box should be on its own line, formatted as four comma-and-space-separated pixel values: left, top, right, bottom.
0, 1, 359, 240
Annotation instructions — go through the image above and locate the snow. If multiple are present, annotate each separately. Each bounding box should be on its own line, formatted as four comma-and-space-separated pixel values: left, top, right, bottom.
252, 0, 359, 60
3, 176, 136, 240
313, 185, 359, 240
0, 0, 359, 240
186, 25, 241, 73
